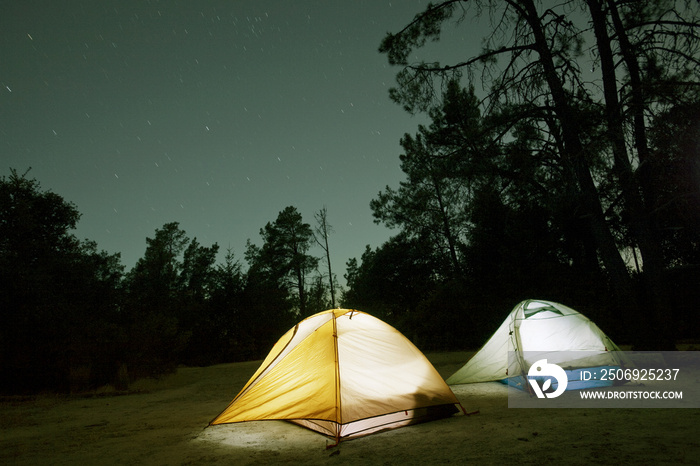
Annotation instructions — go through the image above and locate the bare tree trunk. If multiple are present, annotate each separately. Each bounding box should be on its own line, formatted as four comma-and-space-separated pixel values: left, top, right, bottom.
587, 0, 672, 347
514, 0, 639, 309
605, 0, 652, 185
295, 262, 307, 316
315, 207, 336, 308
431, 172, 462, 275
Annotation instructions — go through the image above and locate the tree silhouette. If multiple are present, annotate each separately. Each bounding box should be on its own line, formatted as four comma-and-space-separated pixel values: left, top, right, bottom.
314, 206, 337, 308
248, 206, 319, 317
0, 169, 123, 392
378, 0, 700, 347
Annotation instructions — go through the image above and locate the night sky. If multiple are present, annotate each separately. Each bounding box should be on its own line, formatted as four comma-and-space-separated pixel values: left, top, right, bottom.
1, 0, 470, 283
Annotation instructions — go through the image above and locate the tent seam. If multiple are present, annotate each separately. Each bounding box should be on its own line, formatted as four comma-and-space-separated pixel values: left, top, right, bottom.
332, 311, 342, 446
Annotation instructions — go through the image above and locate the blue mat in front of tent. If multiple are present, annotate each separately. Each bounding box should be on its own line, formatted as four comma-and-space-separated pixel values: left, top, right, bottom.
501, 365, 619, 391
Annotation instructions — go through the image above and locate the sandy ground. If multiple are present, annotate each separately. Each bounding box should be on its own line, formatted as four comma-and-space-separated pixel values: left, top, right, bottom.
2, 351, 699, 465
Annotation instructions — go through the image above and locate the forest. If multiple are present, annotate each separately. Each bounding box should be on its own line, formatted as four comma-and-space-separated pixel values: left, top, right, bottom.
2, 0, 699, 394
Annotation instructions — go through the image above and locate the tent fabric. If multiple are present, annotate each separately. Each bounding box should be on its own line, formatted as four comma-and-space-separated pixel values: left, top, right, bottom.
210, 309, 462, 442
446, 299, 628, 388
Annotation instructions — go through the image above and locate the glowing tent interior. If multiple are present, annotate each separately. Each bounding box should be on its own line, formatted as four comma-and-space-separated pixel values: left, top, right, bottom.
210, 309, 464, 444
446, 299, 630, 391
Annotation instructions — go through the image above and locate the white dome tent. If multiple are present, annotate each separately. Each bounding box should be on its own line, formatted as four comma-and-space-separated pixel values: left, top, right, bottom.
447, 299, 630, 391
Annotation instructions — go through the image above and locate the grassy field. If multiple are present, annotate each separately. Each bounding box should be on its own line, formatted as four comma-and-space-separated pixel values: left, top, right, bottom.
2, 351, 699, 465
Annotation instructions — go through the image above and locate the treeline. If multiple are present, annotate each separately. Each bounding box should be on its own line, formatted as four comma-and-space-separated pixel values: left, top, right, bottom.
343, 0, 700, 350
2, 0, 700, 394
0, 171, 338, 393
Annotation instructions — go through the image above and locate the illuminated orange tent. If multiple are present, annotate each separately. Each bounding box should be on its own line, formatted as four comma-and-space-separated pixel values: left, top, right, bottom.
210, 309, 464, 444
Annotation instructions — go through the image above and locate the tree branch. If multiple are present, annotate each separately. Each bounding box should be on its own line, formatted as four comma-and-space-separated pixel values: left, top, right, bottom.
407, 44, 535, 73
